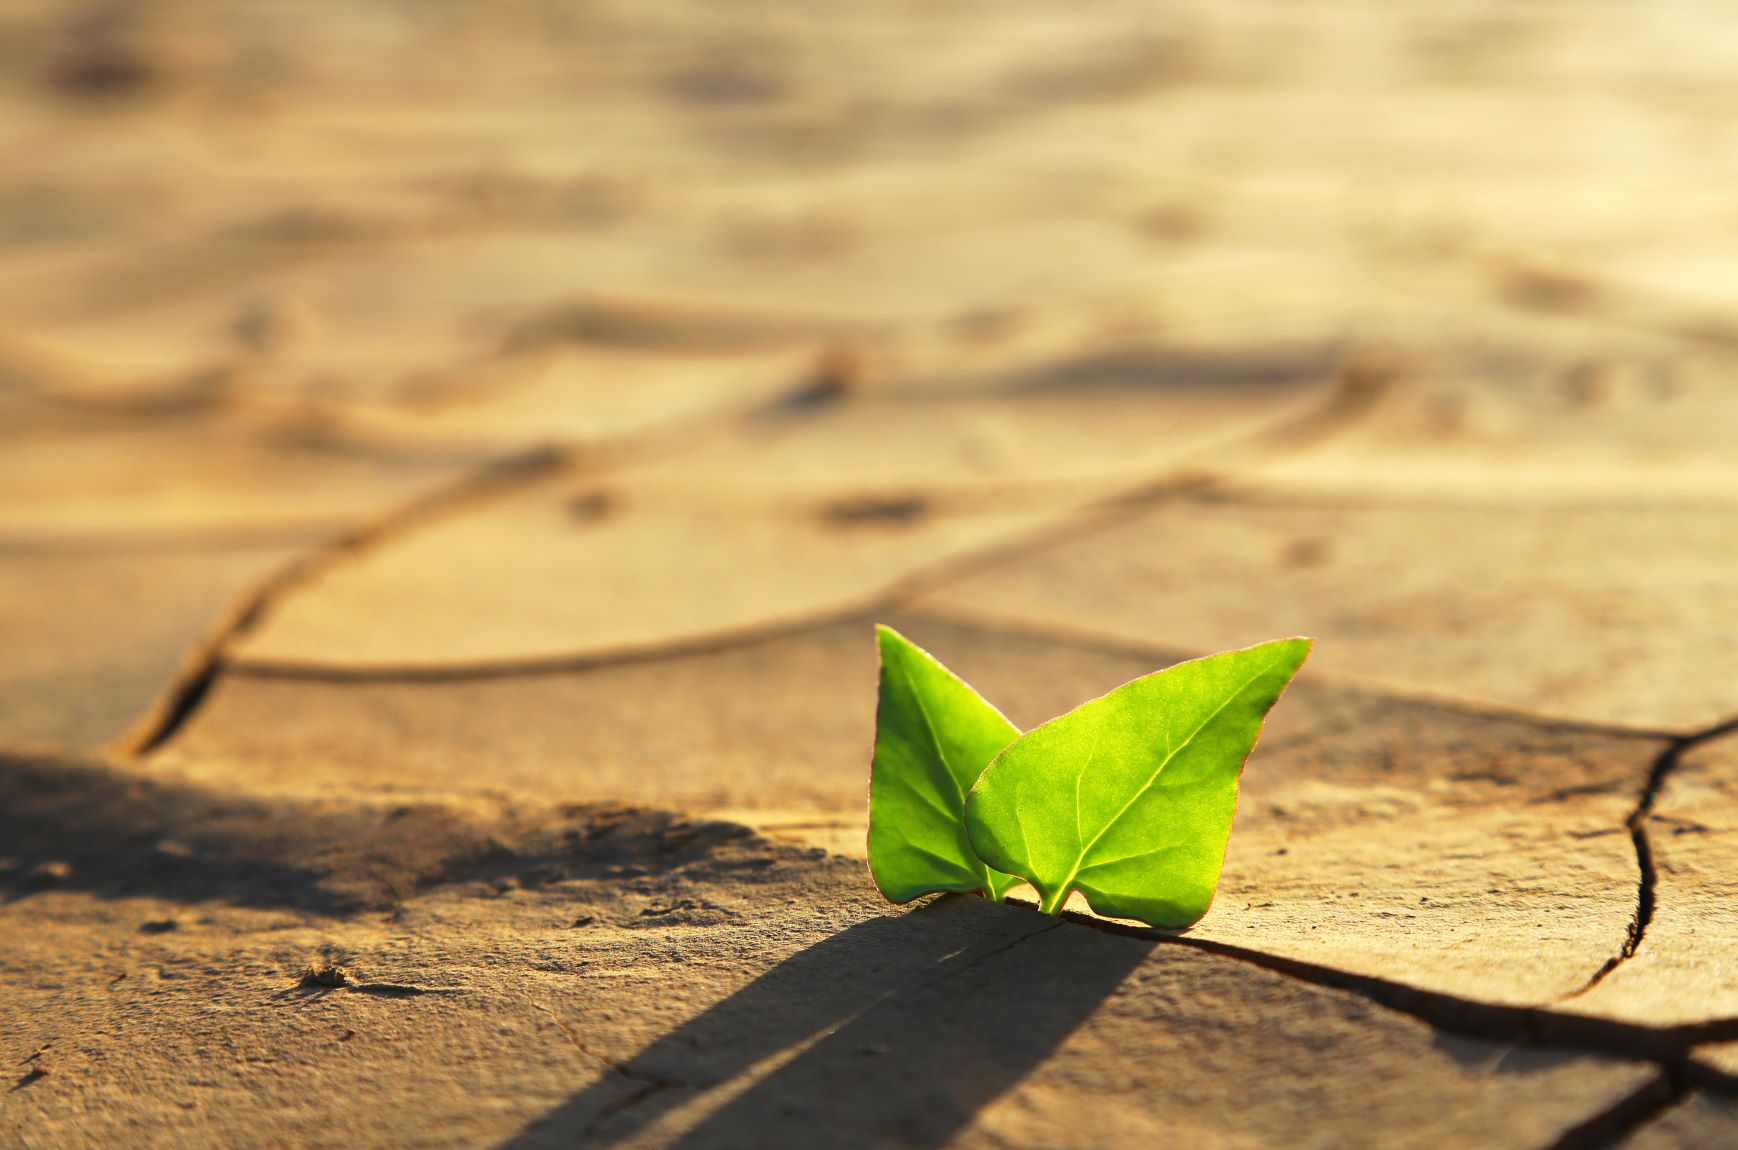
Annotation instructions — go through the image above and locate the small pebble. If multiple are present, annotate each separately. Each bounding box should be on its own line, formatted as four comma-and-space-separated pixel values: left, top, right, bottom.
300, 964, 353, 989
27, 861, 73, 886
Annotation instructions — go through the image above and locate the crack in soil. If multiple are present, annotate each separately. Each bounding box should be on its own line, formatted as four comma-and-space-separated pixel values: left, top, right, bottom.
909, 918, 1067, 999
531, 1007, 681, 1097
530, 906, 1713, 1149
207, 601, 1679, 781
95, 349, 1732, 1144
119, 445, 576, 756
1561, 714, 1738, 1002
1045, 908, 1735, 1143
577, 1080, 674, 1142
526, 1007, 685, 1143
116, 361, 871, 746
162, 346, 1388, 691
1048, 910, 1738, 1076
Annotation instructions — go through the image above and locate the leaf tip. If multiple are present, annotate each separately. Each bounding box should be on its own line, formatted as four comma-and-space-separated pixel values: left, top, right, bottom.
1260, 634, 1315, 671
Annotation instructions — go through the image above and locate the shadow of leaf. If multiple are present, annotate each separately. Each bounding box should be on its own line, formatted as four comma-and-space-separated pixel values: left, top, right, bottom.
503, 895, 1153, 1149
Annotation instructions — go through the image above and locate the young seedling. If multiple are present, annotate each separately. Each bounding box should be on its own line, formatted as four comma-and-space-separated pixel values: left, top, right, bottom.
868, 627, 1310, 929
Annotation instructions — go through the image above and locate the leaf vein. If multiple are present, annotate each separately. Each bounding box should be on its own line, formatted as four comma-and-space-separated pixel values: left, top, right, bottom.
886, 771, 964, 824
1081, 662, 1273, 858
1056, 655, 1285, 896
1078, 842, 1188, 872
896, 660, 969, 809
898, 842, 979, 877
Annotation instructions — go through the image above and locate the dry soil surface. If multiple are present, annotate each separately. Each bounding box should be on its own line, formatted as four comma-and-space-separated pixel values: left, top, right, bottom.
5, 2, 1738, 1148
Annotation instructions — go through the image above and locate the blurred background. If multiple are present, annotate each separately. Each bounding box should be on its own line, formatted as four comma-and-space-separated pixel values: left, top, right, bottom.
5, 0, 1738, 755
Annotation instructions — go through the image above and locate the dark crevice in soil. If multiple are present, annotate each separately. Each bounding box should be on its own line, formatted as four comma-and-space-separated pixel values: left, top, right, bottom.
1562, 713, 1738, 1001
131, 655, 227, 756
530, 1003, 687, 1143
578, 1081, 675, 1142
534, 1003, 688, 1097
910, 918, 1065, 998
1045, 911, 1738, 1089
122, 444, 577, 756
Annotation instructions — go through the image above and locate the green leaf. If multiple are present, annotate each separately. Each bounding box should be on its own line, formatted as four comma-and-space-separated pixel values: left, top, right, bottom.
868, 625, 1022, 903
964, 637, 1311, 928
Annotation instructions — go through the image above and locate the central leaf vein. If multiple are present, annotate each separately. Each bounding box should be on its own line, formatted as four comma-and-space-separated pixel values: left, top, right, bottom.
1058, 658, 1279, 891
897, 660, 968, 809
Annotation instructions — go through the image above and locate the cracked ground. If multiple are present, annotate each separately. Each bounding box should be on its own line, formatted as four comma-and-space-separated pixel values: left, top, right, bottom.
4, 2, 1738, 1147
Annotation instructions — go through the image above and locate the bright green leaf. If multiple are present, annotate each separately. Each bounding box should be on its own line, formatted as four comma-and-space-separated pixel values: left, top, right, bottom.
868, 625, 1022, 903
964, 637, 1311, 928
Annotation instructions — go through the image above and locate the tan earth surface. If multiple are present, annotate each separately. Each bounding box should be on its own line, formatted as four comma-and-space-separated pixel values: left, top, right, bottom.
5, 1, 1738, 1147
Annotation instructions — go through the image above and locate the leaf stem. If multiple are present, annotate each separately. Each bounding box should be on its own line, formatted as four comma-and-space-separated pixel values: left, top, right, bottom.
1038, 887, 1069, 916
